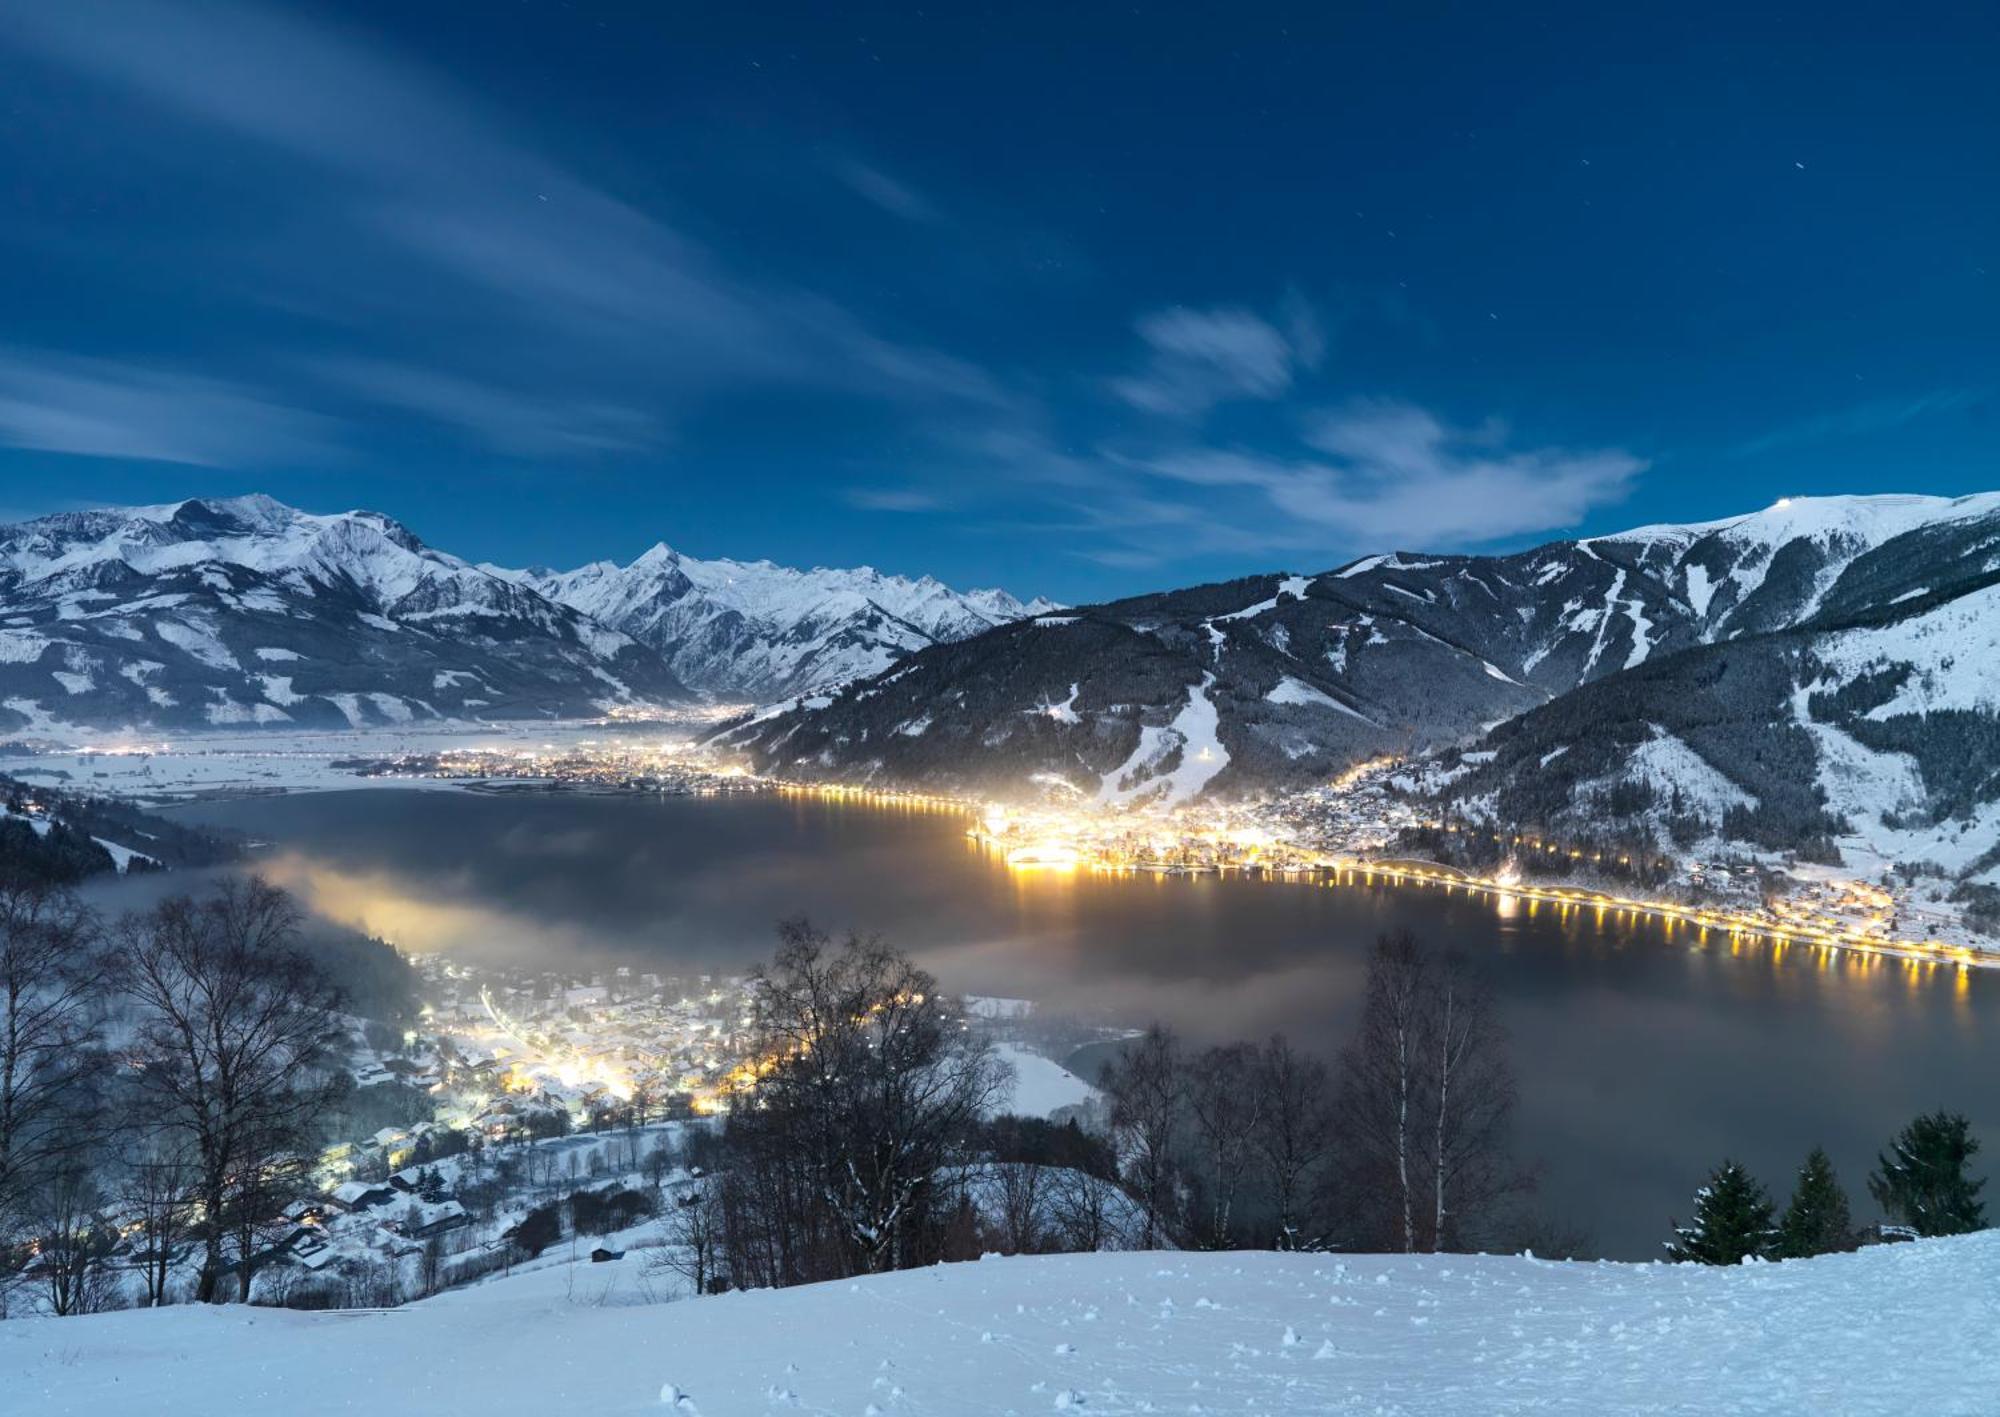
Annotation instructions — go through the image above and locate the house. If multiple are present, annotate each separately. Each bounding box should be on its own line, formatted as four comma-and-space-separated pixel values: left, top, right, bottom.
393, 1200, 471, 1240
370, 1127, 416, 1169
281, 1228, 338, 1271
330, 1180, 397, 1211
283, 1198, 335, 1227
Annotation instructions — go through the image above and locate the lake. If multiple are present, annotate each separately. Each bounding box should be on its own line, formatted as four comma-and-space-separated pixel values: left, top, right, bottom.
171, 786, 1999, 1259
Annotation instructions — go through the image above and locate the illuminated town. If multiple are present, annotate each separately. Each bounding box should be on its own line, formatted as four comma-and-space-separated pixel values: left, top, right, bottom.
324, 737, 1997, 975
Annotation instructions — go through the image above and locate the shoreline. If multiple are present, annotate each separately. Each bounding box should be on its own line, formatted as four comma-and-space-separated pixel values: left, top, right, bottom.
17, 730, 1992, 974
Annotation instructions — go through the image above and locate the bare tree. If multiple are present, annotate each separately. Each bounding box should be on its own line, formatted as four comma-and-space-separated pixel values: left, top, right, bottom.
1047, 1165, 1121, 1253
34, 1163, 118, 1317
1335, 933, 1526, 1253
1424, 951, 1526, 1251
229, 1153, 311, 1302
654, 1170, 724, 1296
1336, 932, 1428, 1251
990, 1159, 1047, 1254
121, 878, 344, 1303
1098, 1024, 1185, 1249
0, 881, 103, 1266
1186, 1042, 1261, 1247
1250, 1034, 1336, 1249
120, 1143, 197, 1307
724, 920, 1007, 1284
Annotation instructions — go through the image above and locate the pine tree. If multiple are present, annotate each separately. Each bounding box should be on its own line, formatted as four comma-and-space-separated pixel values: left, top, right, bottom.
1774, 1147, 1854, 1258
1869, 1111, 1987, 1237
1665, 1160, 1774, 1264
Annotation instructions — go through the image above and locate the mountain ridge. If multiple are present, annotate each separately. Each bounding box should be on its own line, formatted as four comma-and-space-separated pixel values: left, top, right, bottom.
0, 495, 1054, 731
503, 542, 1059, 702
712, 492, 2000, 884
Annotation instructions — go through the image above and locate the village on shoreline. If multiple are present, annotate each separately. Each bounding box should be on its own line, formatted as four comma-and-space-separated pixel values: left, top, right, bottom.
5, 720, 1994, 972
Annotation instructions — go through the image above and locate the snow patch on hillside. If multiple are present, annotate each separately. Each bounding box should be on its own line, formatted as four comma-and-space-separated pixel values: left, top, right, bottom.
1099, 674, 1229, 806
1814, 583, 2000, 718
1267, 675, 1376, 724
1622, 728, 1756, 817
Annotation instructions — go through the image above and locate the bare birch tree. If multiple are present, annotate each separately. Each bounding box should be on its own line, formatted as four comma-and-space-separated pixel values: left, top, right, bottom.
1335, 932, 1525, 1253
1424, 950, 1525, 1251
1336, 932, 1428, 1251
1187, 1041, 1261, 1247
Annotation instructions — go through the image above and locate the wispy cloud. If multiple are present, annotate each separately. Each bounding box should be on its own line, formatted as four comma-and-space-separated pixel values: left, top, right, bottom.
1142, 398, 1642, 547
1110, 295, 1325, 417
845, 487, 945, 513
830, 158, 943, 224
1, 0, 1013, 455
310, 358, 665, 457
1734, 388, 1986, 458
947, 398, 1644, 567
0, 350, 336, 468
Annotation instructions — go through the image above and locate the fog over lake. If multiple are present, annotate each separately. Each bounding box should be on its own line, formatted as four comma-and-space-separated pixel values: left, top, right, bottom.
170, 787, 2000, 1259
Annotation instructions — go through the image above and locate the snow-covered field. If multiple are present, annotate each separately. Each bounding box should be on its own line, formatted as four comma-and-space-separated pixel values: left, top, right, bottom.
989, 1043, 1100, 1119
8, 1236, 1996, 1415
1, 720, 703, 801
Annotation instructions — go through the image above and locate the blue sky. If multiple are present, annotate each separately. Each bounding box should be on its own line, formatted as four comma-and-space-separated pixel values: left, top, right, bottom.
0, 0, 1993, 601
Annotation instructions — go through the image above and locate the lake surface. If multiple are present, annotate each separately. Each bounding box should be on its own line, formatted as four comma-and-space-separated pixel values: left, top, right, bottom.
173, 787, 1999, 1259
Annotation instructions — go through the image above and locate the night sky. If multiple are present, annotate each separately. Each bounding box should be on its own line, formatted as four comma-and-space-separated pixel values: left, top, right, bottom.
1, 0, 1993, 601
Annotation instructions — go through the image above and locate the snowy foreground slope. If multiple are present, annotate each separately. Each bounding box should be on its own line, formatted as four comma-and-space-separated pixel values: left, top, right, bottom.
9, 1237, 1998, 1416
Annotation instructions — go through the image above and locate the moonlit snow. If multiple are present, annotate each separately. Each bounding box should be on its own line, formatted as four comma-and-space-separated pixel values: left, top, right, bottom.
7, 1237, 1996, 1415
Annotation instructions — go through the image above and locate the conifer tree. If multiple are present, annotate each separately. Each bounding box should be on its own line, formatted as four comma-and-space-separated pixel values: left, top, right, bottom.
1774, 1147, 1854, 1258
1665, 1160, 1774, 1264
1869, 1111, 1987, 1237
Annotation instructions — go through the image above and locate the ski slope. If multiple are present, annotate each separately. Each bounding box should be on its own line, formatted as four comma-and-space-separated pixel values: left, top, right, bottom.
7, 1234, 1996, 1415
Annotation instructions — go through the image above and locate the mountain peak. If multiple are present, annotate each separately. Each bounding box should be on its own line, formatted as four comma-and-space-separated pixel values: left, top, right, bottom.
522, 542, 1053, 701
631, 542, 683, 570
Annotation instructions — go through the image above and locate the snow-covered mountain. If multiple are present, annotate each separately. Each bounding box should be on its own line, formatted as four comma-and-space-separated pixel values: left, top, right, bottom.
0, 495, 688, 731
1430, 493, 2000, 887
713, 495, 2000, 839
510, 545, 1059, 702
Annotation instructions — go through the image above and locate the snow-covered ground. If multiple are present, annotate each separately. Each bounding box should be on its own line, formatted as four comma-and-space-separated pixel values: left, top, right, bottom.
8, 1235, 1997, 1415
988, 1042, 1099, 1119
1, 719, 709, 801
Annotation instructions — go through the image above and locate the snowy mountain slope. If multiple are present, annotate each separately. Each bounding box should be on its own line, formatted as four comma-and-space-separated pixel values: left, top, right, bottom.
714, 493, 2000, 805
511, 544, 1058, 701
1427, 556, 2000, 882
0, 496, 688, 731
9, 1237, 1997, 1415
